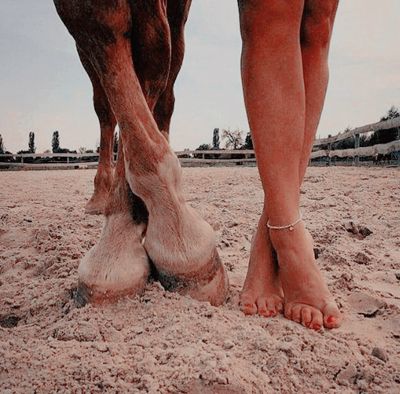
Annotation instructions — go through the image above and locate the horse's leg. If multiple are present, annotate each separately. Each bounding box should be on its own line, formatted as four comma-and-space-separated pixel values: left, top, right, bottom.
153, 0, 192, 136
78, 48, 115, 215
130, 0, 172, 113
132, 1, 227, 303
71, 0, 174, 304
54, 0, 228, 306
77, 134, 149, 304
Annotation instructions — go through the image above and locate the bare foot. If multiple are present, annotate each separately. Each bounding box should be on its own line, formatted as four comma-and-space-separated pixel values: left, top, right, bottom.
269, 222, 342, 330
240, 214, 283, 317
76, 213, 150, 304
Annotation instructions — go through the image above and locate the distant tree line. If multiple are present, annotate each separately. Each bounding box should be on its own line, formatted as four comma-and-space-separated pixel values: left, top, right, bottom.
0, 105, 398, 164
0, 128, 120, 165
0, 130, 92, 164
197, 106, 399, 153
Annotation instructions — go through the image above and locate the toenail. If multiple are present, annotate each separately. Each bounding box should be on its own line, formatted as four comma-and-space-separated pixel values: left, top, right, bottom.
312, 324, 321, 331
327, 316, 336, 324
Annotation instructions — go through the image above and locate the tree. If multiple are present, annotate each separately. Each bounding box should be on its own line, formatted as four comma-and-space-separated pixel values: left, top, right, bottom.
196, 143, 211, 150
222, 128, 244, 150
0, 134, 4, 154
380, 105, 400, 121
212, 128, 220, 149
52, 131, 60, 153
244, 132, 253, 149
332, 127, 353, 150
28, 131, 36, 153
366, 106, 400, 146
79, 147, 87, 154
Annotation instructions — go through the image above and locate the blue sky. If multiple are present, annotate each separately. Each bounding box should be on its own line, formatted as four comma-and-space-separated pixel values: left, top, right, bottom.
0, 0, 399, 153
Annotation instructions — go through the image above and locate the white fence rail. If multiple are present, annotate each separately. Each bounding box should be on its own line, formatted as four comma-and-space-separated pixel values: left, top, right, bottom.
311, 140, 400, 159
1, 118, 399, 169
311, 117, 400, 165
313, 117, 400, 145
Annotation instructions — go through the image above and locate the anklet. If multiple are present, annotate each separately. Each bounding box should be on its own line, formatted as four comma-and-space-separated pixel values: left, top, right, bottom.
266, 212, 303, 231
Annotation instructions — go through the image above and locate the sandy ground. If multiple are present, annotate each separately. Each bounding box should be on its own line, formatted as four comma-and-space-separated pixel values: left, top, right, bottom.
0, 166, 399, 393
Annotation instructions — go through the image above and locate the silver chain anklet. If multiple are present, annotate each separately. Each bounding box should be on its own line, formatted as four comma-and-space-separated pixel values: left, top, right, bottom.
266, 212, 303, 231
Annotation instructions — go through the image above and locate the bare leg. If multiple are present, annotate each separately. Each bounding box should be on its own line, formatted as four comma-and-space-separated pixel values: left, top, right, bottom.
299, 0, 339, 181
240, 210, 283, 317
238, 0, 341, 329
78, 49, 115, 215
238, 0, 302, 318
54, 0, 228, 306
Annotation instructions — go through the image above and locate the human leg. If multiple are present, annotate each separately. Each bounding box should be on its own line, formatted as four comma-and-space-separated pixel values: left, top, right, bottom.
299, 0, 339, 181
238, 0, 341, 328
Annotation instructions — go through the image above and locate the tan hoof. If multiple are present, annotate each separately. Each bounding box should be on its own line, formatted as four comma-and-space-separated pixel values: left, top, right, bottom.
77, 213, 150, 304
143, 201, 229, 306
155, 249, 229, 307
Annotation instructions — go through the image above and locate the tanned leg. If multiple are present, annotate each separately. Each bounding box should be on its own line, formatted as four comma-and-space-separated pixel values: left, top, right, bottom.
240, 210, 283, 317
238, 0, 298, 319
78, 49, 115, 215
299, 0, 339, 182
293, 0, 340, 329
238, 0, 341, 329
54, 0, 228, 306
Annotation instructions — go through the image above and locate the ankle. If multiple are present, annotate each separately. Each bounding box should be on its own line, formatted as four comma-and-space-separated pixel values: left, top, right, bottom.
268, 220, 305, 250
267, 211, 302, 231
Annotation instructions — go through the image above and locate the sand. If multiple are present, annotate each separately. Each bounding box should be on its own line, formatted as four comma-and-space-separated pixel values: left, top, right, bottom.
0, 166, 399, 393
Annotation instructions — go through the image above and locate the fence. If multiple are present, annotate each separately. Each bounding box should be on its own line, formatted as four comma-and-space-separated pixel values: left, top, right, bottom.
0, 150, 256, 169
1, 118, 399, 169
311, 117, 400, 165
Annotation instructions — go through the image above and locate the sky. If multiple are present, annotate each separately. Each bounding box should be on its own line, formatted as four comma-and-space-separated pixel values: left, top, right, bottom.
0, 0, 399, 153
